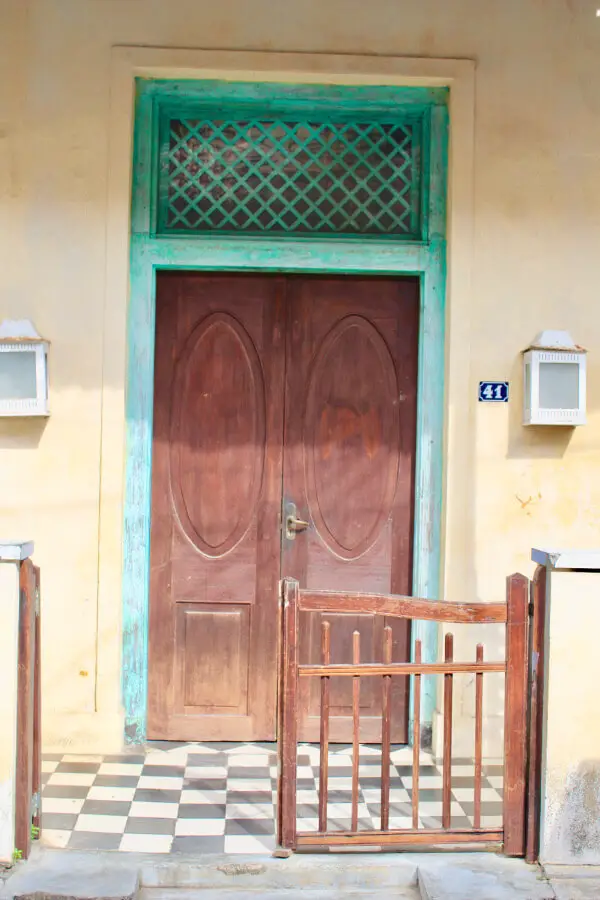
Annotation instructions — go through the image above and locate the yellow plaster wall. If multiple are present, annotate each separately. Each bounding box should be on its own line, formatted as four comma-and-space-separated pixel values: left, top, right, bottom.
1, 0, 600, 752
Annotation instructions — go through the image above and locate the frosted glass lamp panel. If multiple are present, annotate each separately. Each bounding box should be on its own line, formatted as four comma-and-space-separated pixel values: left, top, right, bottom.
0, 351, 37, 400
539, 362, 579, 410
524, 361, 531, 409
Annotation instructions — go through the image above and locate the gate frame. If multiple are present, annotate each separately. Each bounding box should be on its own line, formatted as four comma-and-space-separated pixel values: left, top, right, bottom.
279, 574, 530, 855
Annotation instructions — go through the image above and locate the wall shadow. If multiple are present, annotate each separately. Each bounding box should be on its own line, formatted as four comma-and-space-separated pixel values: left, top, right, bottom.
0, 417, 48, 450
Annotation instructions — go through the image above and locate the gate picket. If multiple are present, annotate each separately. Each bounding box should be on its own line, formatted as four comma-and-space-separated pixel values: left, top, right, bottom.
412, 640, 422, 830
318, 621, 330, 833
279, 578, 299, 850
442, 633, 454, 829
474, 643, 484, 829
380, 626, 393, 831
351, 632, 361, 832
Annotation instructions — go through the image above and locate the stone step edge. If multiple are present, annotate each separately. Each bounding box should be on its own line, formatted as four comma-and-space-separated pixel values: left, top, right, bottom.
138, 854, 419, 890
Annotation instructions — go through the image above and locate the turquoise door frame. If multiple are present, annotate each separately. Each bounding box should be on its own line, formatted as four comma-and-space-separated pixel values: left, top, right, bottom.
124, 79, 448, 744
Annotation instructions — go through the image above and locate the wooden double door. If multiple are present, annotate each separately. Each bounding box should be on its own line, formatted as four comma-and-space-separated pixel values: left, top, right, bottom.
148, 272, 418, 743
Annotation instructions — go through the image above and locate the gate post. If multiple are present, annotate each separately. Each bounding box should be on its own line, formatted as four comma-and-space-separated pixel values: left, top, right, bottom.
526, 564, 546, 863
0, 542, 35, 864
278, 578, 298, 850
504, 573, 529, 857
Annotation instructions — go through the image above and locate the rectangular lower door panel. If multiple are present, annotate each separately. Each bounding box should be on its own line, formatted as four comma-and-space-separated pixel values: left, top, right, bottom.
176, 604, 250, 715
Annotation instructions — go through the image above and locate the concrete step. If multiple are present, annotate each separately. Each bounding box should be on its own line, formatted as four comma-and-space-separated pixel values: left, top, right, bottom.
543, 864, 600, 900
0, 851, 139, 900
0, 850, 419, 900
417, 856, 554, 900
1, 848, 554, 900
139, 891, 420, 899
138, 853, 419, 892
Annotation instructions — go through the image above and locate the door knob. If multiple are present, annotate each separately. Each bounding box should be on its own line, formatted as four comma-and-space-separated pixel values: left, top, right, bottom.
284, 501, 310, 541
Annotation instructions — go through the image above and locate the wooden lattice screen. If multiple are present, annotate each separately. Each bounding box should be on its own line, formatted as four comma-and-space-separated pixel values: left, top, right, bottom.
158, 115, 425, 238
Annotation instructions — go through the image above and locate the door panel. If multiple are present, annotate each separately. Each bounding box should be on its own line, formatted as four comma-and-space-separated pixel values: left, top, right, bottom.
169, 312, 266, 558
282, 276, 419, 743
148, 272, 285, 741
148, 272, 417, 744
175, 604, 250, 714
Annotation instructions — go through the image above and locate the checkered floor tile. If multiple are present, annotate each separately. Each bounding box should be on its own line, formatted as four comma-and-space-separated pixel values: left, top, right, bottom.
41, 743, 503, 854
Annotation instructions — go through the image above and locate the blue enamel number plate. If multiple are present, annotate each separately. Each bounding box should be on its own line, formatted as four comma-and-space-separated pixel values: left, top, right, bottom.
479, 381, 509, 402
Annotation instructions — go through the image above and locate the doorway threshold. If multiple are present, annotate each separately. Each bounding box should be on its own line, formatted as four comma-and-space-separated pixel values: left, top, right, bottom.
40, 742, 503, 856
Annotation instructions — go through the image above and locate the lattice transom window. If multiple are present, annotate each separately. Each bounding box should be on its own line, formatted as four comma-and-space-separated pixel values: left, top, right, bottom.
158, 116, 424, 238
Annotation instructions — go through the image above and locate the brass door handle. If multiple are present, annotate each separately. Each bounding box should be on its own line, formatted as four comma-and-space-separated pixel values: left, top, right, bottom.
283, 501, 310, 540
287, 514, 309, 533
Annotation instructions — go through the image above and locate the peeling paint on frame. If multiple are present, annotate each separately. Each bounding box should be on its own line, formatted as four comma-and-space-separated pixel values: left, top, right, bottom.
123, 79, 448, 744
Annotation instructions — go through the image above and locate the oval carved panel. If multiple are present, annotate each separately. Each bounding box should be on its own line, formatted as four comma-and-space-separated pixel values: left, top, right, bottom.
305, 315, 399, 559
170, 312, 266, 557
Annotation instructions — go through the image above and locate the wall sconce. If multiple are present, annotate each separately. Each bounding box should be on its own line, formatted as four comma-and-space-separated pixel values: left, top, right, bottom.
523, 330, 586, 426
0, 320, 49, 417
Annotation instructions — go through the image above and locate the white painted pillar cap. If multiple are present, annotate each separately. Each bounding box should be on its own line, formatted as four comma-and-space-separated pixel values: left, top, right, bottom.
532, 547, 600, 571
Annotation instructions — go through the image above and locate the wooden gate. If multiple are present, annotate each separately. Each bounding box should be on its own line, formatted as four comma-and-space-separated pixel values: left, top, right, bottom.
278, 575, 531, 854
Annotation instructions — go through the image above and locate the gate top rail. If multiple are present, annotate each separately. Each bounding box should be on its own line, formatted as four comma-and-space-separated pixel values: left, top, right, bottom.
298, 661, 506, 677
297, 588, 507, 624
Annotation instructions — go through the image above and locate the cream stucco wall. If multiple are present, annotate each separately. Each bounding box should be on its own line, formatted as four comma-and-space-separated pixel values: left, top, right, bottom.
1, 0, 600, 754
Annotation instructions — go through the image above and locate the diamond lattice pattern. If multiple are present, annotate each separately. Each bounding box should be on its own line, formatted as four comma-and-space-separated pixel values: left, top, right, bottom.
163, 118, 422, 237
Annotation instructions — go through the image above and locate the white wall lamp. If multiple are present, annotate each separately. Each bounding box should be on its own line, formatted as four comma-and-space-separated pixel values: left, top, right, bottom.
523, 330, 586, 426
0, 320, 49, 417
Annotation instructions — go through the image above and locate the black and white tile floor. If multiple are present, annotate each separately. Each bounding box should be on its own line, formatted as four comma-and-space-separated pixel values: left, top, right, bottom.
41, 743, 504, 854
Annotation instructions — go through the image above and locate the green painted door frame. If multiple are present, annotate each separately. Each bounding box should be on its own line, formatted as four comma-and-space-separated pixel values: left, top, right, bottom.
124, 79, 448, 744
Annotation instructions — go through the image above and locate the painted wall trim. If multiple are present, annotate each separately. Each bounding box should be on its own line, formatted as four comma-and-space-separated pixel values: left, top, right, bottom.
100, 47, 475, 745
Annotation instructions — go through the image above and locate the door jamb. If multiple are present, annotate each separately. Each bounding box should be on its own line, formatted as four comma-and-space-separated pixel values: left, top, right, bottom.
122, 75, 450, 744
